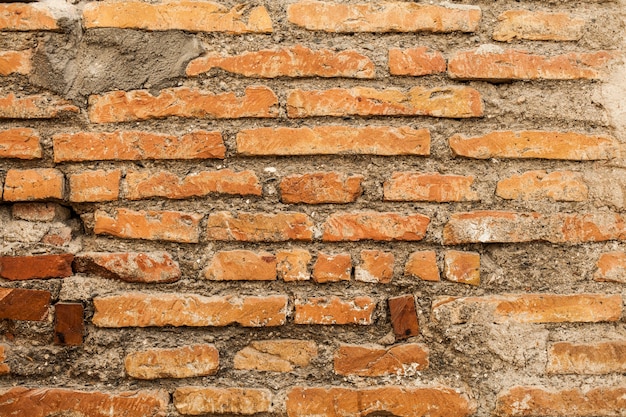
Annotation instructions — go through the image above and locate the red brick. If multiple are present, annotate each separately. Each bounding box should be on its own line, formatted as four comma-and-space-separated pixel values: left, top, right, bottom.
334, 343, 429, 376
384, 172, 478, 202
355, 250, 394, 284
3, 168, 64, 201
73, 251, 181, 283
206, 211, 313, 242
405, 251, 440, 282
11, 202, 69, 222
69, 170, 121, 202
84, 2, 272, 33
0, 254, 73, 280
94, 208, 202, 243
595, 252, 626, 283
388, 295, 419, 339
287, 1, 480, 33
287, 86, 483, 118
125, 345, 219, 379
0, 128, 40, 159
496, 170, 588, 202
0, 50, 31, 75
443, 251, 480, 286
0, 4, 59, 31
277, 249, 311, 281
0, 93, 78, 119
54, 130, 225, 162
312, 252, 352, 283
389, 47, 446, 76
204, 250, 276, 281
548, 341, 626, 374
187, 45, 374, 78
234, 340, 318, 372
280, 172, 363, 204
294, 296, 376, 325
88, 86, 278, 123
0, 388, 168, 417
493, 10, 586, 42
237, 126, 430, 156
54, 303, 84, 346
0, 288, 50, 321
449, 48, 614, 81
174, 387, 272, 415
323, 212, 430, 241
93, 293, 288, 327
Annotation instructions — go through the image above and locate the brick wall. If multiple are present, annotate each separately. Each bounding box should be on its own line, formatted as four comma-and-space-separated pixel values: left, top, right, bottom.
0, 0, 625, 416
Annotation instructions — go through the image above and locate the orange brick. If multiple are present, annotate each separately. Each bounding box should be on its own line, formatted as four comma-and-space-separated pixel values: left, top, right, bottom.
495, 386, 626, 416
0, 254, 73, 280
175, 387, 272, 415
54, 130, 225, 162
405, 251, 440, 282
450, 131, 619, 160
125, 169, 261, 200
323, 212, 430, 241
312, 252, 351, 283
432, 293, 623, 324
384, 172, 478, 202
334, 343, 429, 376
206, 211, 313, 242
73, 251, 181, 283
595, 252, 626, 283
234, 340, 318, 372
0, 93, 78, 119
3, 168, 64, 201
84, 1, 272, 33
69, 170, 120, 202
355, 250, 394, 284
286, 386, 475, 417
0, 4, 59, 31
187, 45, 374, 78
493, 10, 586, 42
204, 250, 276, 281
287, 1, 480, 33
294, 296, 376, 325
0, 288, 50, 321
125, 345, 219, 379
287, 86, 483, 118
388, 295, 420, 339
11, 202, 69, 222
0, 388, 168, 417
280, 172, 363, 204
94, 208, 202, 243
88, 86, 278, 123
448, 48, 614, 81
389, 47, 446, 76
0, 50, 31, 75
0, 128, 41, 159
548, 341, 626, 374
237, 126, 430, 156
497, 170, 588, 202
93, 293, 288, 327
443, 251, 480, 286
277, 249, 311, 281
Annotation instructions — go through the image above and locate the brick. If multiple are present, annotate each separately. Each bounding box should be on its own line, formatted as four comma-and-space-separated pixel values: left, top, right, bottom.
0, 288, 50, 321
448, 48, 614, 81
94, 209, 202, 243
204, 250, 276, 281
287, 86, 483, 118
93, 293, 288, 327
493, 10, 586, 42
73, 251, 181, 283
595, 252, 626, 283
206, 211, 313, 242
237, 126, 430, 156
323, 212, 430, 241
432, 294, 623, 324
405, 251, 440, 282
294, 296, 376, 325
125, 345, 219, 379
450, 131, 619, 160
125, 169, 261, 200
54, 303, 84, 346
174, 387, 272, 415
0, 254, 73, 280
11, 203, 69, 222
0, 50, 31, 75
443, 251, 480, 286
84, 2, 272, 33
280, 172, 363, 204
69, 170, 121, 202
54, 130, 225, 162
0, 93, 78, 119
0, 388, 168, 417
277, 249, 311, 281
187, 45, 375, 78
389, 47, 446, 76
286, 386, 475, 417
3, 169, 64, 201
88, 86, 278, 123
234, 340, 318, 372
312, 252, 352, 283
287, 1, 480, 33
334, 343, 429, 376
548, 341, 626, 374
42, 226, 73, 247
355, 250, 394, 284
496, 170, 588, 202
388, 295, 419, 339
383, 172, 478, 202
495, 386, 626, 416
0, 128, 41, 159
0, 4, 59, 31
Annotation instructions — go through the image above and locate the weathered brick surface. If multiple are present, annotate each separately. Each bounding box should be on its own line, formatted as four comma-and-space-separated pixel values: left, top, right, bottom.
206, 211, 313, 242
405, 251, 440, 282
277, 249, 311, 281
493, 10, 586, 42
0, 288, 50, 321
595, 252, 626, 283
388, 47, 446, 76
125, 345, 219, 379
73, 252, 181, 283
355, 250, 394, 284
294, 296, 376, 325
323, 212, 430, 241
0, 254, 73, 280
0, 4, 59, 31
174, 387, 272, 415
383, 172, 478, 202
548, 341, 626, 374
280, 172, 363, 204
0, 93, 78, 118
0, 50, 31, 75
443, 251, 480, 286
204, 250, 277, 281
53, 303, 84, 346
11, 202, 69, 222
3, 168, 64, 201
496, 170, 588, 202
69, 170, 121, 202
312, 252, 352, 283
0, 128, 41, 159
234, 340, 318, 372
388, 295, 420, 339
334, 343, 429, 376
